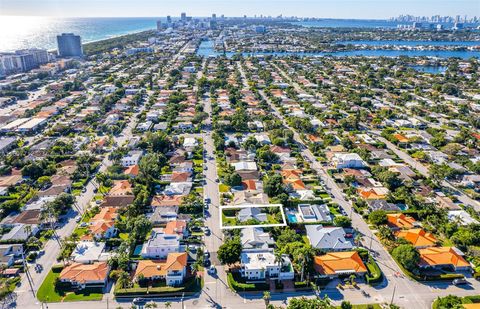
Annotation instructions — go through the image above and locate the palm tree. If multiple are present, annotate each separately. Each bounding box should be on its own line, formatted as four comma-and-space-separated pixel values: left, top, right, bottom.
349, 274, 356, 285
165, 302, 172, 309
117, 270, 132, 289
263, 291, 271, 308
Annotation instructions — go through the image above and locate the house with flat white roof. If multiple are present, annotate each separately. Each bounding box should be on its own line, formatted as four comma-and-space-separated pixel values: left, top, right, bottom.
240, 249, 294, 281
331, 153, 366, 169
121, 150, 143, 167
71, 241, 109, 264
232, 161, 257, 172
298, 204, 332, 223
141, 230, 182, 259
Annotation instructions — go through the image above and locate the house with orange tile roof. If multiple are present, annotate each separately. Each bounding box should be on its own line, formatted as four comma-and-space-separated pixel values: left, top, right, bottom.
108, 180, 133, 196
393, 134, 409, 143
88, 221, 117, 239
418, 247, 471, 271
151, 195, 184, 207
313, 251, 367, 278
242, 179, 257, 191
124, 165, 139, 177
395, 228, 437, 248
283, 178, 307, 191
386, 213, 418, 230
134, 252, 188, 286
59, 262, 109, 289
91, 207, 118, 223
357, 187, 389, 200
164, 220, 188, 237
171, 172, 191, 183
281, 169, 302, 180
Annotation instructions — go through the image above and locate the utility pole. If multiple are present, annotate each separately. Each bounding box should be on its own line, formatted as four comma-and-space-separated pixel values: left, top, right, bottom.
390, 284, 396, 305
22, 251, 35, 298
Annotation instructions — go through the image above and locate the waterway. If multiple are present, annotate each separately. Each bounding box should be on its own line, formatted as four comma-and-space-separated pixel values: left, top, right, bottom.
197, 40, 480, 59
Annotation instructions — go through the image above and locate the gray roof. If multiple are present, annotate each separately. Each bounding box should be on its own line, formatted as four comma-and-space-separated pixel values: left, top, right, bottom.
145, 231, 180, 248
305, 225, 353, 251
237, 207, 268, 222
0, 137, 16, 151
1, 224, 36, 241
240, 227, 274, 249
366, 199, 401, 212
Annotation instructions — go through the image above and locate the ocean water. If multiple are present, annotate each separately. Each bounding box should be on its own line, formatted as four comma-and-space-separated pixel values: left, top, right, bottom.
0, 16, 161, 52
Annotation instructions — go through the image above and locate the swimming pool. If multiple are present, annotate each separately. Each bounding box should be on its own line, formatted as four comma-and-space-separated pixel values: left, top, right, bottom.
287, 213, 298, 223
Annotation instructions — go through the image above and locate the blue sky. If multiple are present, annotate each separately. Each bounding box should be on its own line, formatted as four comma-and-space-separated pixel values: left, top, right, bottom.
1, 0, 479, 18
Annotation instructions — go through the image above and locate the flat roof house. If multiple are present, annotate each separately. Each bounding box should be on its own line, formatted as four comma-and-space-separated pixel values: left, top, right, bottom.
121, 150, 143, 167
298, 204, 332, 223
240, 249, 294, 281
332, 153, 366, 169
71, 241, 109, 264
141, 231, 182, 259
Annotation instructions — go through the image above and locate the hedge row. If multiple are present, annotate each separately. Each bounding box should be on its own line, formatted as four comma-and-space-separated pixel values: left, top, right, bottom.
365, 257, 383, 285
114, 277, 200, 297
226, 272, 269, 292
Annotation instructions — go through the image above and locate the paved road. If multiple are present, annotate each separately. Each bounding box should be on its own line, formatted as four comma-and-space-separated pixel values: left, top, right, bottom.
372, 132, 480, 212
15, 102, 146, 309
248, 61, 480, 308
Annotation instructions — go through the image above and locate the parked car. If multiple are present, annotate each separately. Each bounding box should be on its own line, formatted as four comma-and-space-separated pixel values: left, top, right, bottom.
208, 265, 216, 274
204, 251, 210, 259
204, 228, 211, 236
203, 259, 211, 267
453, 278, 468, 285
133, 298, 146, 305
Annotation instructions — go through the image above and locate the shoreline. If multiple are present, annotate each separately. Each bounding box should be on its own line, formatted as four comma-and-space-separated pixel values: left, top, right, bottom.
46, 28, 155, 53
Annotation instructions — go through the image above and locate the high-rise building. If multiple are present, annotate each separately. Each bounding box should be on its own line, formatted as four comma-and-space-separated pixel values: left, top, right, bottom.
156, 20, 163, 31
212, 13, 216, 20
17, 48, 49, 66
0, 48, 49, 76
167, 15, 172, 23
181, 12, 187, 21
57, 33, 83, 57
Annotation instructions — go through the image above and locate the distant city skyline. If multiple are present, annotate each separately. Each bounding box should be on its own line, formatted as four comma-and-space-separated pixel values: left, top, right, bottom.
1, 0, 479, 19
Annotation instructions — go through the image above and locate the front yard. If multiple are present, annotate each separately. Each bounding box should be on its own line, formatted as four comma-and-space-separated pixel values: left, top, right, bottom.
37, 268, 103, 302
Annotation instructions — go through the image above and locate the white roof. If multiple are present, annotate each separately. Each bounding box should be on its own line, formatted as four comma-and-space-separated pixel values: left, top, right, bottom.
232, 161, 257, 171
241, 249, 277, 270
71, 241, 108, 263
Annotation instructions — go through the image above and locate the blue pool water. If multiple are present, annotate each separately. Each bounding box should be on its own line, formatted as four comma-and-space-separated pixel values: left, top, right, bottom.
287, 213, 298, 223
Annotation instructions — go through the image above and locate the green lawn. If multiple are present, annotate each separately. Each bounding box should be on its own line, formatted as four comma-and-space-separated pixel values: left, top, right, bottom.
219, 184, 230, 193
37, 269, 104, 302
37, 269, 63, 302
266, 214, 279, 224
221, 213, 237, 226
119, 233, 129, 240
